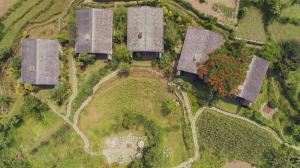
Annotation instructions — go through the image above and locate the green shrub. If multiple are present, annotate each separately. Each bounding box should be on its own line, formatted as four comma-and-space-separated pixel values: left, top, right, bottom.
51, 84, 71, 105
113, 44, 132, 63
77, 53, 95, 66
268, 98, 278, 108
21, 95, 49, 120
72, 67, 110, 112
161, 98, 179, 116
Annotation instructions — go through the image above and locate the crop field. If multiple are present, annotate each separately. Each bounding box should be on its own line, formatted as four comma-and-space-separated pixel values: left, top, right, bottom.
0, 0, 54, 50
33, 0, 71, 23
197, 110, 280, 165
79, 67, 188, 166
236, 7, 266, 42
0, 0, 17, 17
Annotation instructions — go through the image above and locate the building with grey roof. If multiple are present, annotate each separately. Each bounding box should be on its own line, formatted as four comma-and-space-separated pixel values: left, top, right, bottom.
237, 56, 269, 106
177, 28, 224, 75
127, 6, 164, 58
76, 8, 113, 59
21, 39, 61, 86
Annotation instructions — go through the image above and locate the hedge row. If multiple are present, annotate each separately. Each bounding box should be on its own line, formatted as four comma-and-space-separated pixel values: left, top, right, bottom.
71, 66, 111, 112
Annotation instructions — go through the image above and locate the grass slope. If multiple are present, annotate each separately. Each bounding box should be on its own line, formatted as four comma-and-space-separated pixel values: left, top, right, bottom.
197, 110, 280, 165
26, 126, 104, 168
79, 68, 188, 166
236, 6, 266, 42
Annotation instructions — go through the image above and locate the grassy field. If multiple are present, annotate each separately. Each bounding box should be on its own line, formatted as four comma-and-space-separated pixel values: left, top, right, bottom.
79, 67, 188, 166
285, 70, 300, 109
26, 126, 104, 168
269, 21, 300, 42
77, 60, 107, 90
236, 6, 266, 42
281, 4, 300, 19
197, 110, 280, 165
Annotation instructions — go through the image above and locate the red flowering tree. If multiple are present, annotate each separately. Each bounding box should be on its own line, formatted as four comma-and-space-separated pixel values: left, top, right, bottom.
198, 54, 249, 96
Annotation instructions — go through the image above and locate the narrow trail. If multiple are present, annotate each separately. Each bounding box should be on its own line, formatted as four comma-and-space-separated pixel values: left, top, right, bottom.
66, 58, 78, 118
174, 91, 300, 168
73, 70, 120, 125
34, 70, 120, 157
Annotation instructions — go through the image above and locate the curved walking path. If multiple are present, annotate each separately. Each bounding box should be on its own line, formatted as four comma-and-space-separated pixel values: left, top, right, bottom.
33, 68, 120, 156
73, 70, 120, 125
174, 91, 300, 168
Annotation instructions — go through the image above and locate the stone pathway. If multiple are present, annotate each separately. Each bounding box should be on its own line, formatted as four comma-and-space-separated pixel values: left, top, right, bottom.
73, 70, 120, 125
66, 58, 78, 118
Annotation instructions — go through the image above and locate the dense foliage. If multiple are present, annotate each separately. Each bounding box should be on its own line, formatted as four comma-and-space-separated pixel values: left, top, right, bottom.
113, 44, 132, 63
113, 5, 127, 44
161, 97, 180, 116
21, 95, 49, 120
259, 39, 281, 62
123, 112, 165, 168
77, 53, 96, 66
261, 146, 300, 168
278, 40, 300, 77
51, 84, 71, 105
198, 111, 279, 164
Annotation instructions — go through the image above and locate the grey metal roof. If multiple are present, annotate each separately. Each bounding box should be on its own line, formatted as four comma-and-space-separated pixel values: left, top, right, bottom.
127, 6, 164, 53
239, 56, 269, 102
21, 39, 60, 85
76, 8, 113, 54
177, 28, 224, 74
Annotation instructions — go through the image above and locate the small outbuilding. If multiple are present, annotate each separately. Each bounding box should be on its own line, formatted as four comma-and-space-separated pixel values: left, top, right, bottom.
127, 6, 164, 59
76, 8, 113, 59
177, 28, 224, 76
237, 56, 269, 106
21, 39, 61, 86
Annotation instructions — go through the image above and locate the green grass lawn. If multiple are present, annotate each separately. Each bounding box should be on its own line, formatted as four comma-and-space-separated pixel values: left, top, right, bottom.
197, 110, 280, 165
269, 21, 300, 43
281, 4, 300, 19
79, 67, 188, 166
236, 6, 266, 42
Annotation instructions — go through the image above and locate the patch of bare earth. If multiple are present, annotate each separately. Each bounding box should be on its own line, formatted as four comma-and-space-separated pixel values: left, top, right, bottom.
224, 160, 256, 168
0, 0, 16, 17
186, 0, 237, 26
261, 103, 277, 119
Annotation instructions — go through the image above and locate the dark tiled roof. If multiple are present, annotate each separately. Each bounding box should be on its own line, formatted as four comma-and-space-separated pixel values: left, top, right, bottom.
239, 56, 269, 102
127, 6, 164, 52
177, 28, 224, 74
76, 8, 113, 54
21, 39, 60, 85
